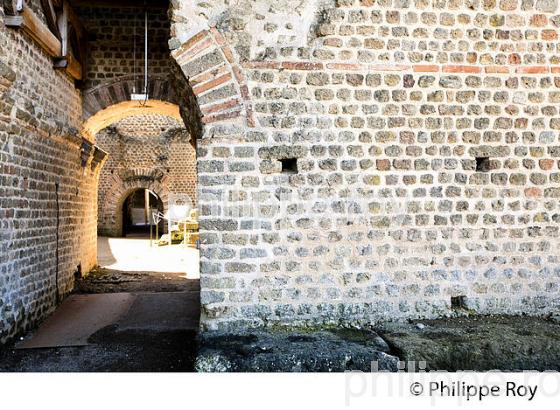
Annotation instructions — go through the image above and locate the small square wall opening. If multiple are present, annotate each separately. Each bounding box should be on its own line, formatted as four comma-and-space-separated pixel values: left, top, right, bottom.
280, 158, 298, 174
475, 157, 490, 172
451, 295, 467, 310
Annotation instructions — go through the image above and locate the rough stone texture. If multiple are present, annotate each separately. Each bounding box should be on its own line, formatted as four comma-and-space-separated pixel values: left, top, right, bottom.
78, 5, 180, 120
78, 4, 203, 146
378, 315, 560, 371
195, 329, 399, 372
0, 5, 101, 343
3, 0, 560, 343
77, 5, 173, 89
96, 114, 197, 237
167, 0, 560, 331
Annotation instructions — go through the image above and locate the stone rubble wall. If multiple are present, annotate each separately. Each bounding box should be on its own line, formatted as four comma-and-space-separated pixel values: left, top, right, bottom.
78, 5, 182, 122
170, 0, 560, 330
96, 114, 197, 237
76, 5, 173, 90
0, 5, 99, 343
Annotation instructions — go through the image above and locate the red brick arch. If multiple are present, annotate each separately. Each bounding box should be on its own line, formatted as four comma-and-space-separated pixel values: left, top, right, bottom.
82, 74, 179, 120
170, 28, 255, 127
82, 27, 254, 142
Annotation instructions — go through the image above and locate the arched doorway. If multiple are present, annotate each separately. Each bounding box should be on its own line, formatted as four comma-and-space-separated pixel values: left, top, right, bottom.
94, 112, 197, 238
121, 189, 164, 238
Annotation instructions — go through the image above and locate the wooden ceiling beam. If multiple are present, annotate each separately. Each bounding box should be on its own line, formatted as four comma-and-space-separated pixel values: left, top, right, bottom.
4, 1, 83, 81
4, 6, 62, 57
40, 0, 61, 39
54, 0, 84, 81
65, 0, 87, 81
54, 51, 82, 80
66, 2, 85, 42
57, 0, 69, 56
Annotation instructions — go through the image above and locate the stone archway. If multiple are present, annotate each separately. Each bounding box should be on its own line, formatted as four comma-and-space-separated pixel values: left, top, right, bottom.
80, 27, 255, 143
81, 0, 259, 331
166, 2, 259, 331
83, 74, 179, 120
169, 28, 254, 128
82, 100, 183, 142
99, 169, 170, 237
121, 188, 165, 237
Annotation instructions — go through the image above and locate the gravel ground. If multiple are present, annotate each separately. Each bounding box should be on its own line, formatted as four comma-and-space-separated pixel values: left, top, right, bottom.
75, 267, 200, 294
378, 315, 560, 371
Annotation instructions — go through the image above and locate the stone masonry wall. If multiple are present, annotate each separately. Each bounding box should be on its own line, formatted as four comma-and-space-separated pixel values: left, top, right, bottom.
169, 0, 560, 331
96, 114, 197, 237
77, 4, 173, 89
0, 5, 100, 343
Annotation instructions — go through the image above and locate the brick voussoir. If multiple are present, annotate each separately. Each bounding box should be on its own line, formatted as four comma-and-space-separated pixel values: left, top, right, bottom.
171, 30, 209, 59
189, 63, 229, 87
111, 82, 127, 102
192, 73, 233, 96
201, 102, 244, 118
201, 109, 243, 124
220, 46, 236, 64
83, 95, 102, 116
209, 27, 227, 47
174, 37, 215, 65
86, 93, 102, 113
200, 98, 242, 115
231, 64, 247, 85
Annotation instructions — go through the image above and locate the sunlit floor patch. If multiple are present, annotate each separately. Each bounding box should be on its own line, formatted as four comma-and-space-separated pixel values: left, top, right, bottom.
97, 236, 199, 279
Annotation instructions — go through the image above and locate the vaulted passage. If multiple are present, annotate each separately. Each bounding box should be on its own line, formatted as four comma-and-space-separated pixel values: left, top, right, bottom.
121, 189, 163, 238
0, 0, 203, 368
95, 113, 197, 238
2, 0, 560, 373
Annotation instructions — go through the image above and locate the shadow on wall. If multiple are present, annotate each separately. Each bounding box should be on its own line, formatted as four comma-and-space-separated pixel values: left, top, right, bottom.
122, 189, 164, 238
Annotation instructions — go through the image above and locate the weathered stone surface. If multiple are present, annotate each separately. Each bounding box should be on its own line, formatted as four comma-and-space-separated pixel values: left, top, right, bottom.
185, 0, 560, 331
0, 59, 16, 93
379, 316, 560, 371
96, 117, 197, 237
5, 0, 560, 343
196, 329, 399, 372
1, 6, 99, 343
536, 0, 558, 12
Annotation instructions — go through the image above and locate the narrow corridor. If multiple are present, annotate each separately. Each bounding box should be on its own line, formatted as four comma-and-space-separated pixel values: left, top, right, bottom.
0, 240, 200, 372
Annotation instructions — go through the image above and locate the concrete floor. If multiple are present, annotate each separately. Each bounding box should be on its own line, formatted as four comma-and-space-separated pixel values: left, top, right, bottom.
0, 291, 200, 371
